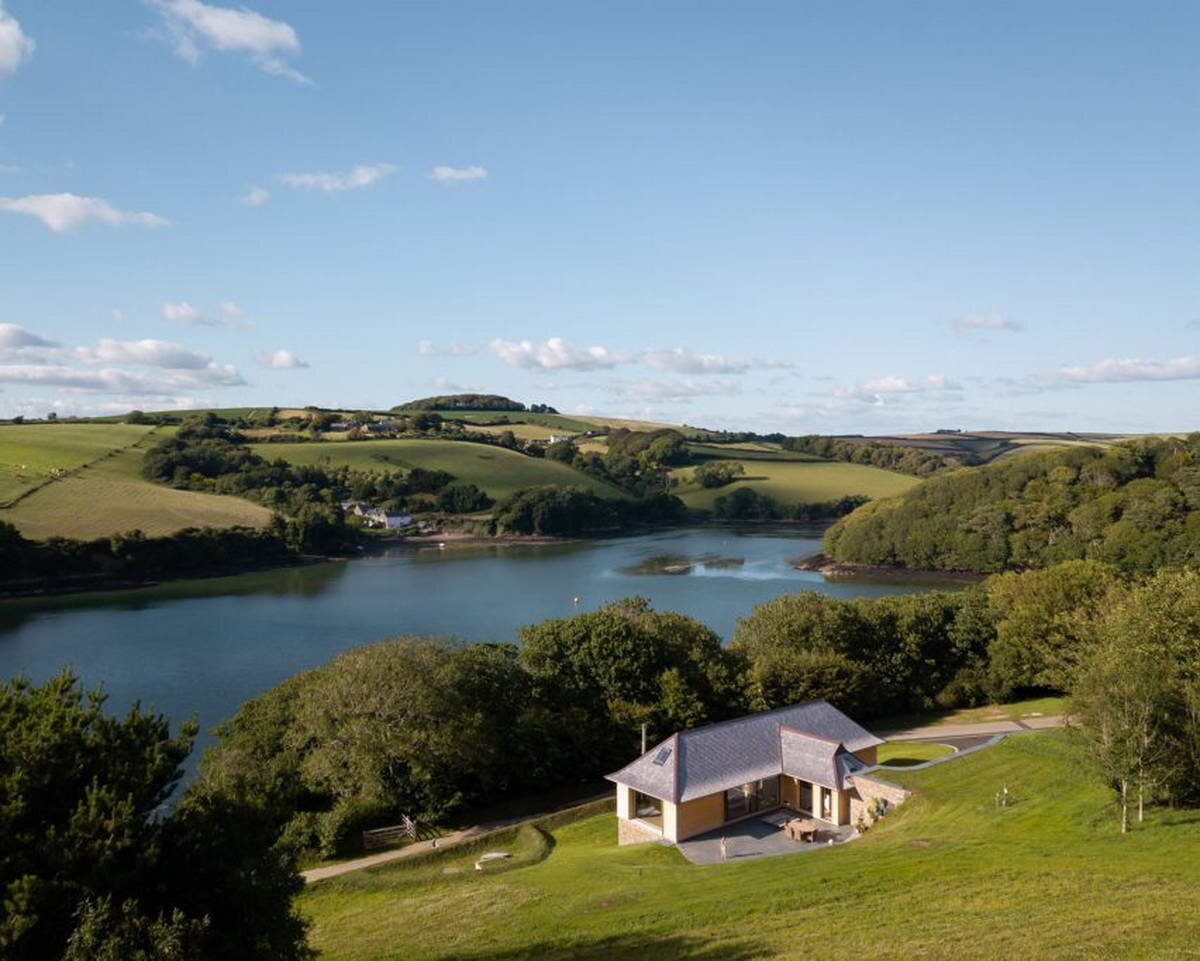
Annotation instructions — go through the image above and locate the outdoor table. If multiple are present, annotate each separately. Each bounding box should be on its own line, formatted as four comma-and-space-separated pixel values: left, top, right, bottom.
786, 818, 819, 842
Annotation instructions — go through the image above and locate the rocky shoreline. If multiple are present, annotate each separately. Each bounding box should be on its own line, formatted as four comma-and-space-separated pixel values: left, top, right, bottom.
792, 553, 987, 584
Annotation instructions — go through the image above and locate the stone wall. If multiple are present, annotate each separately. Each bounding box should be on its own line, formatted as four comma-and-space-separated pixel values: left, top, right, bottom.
618, 817, 665, 846
848, 774, 911, 827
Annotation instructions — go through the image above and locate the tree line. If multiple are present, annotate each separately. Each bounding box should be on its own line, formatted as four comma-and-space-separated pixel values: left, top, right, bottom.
824, 435, 1200, 574
781, 435, 966, 477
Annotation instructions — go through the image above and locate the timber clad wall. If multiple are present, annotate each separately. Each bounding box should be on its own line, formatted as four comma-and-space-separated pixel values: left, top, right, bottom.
673, 793, 725, 841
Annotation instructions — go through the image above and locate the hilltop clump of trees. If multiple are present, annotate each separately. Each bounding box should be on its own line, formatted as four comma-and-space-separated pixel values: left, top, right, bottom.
391, 394, 557, 413
823, 435, 1200, 573
782, 435, 966, 477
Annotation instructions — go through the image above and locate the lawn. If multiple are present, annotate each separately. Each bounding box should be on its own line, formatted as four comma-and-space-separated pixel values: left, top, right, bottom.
672, 460, 920, 510
0, 423, 155, 505
1, 440, 271, 540
252, 440, 627, 501
876, 741, 956, 767
302, 731, 1200, 960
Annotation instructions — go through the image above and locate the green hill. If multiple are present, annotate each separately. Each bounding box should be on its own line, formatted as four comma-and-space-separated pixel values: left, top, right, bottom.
252, 440, 628, 501
300, 731, 1200, 961
0, 423, 155, 505
824, 435, 1200, 573
672, 459, 920, 511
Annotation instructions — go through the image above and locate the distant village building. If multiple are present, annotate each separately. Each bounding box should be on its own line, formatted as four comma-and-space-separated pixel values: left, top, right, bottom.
548, 434, 573, 444
340, 502, 412, 529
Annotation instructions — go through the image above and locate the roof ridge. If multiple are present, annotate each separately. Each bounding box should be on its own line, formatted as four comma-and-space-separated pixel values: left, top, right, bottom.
779, 724, 845, 747
676, 699, 825, 741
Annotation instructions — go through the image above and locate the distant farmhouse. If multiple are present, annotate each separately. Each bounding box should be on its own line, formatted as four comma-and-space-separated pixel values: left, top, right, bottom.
341, 502, 412, 530
608, 700, 908, 846
548, 434, 573, 444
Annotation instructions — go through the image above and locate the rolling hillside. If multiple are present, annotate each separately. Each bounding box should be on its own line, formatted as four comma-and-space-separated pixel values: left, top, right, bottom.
672, 459, 920, 511
0, 423, 155, 506
2, 437, 271, 540
252, 439, 628, 501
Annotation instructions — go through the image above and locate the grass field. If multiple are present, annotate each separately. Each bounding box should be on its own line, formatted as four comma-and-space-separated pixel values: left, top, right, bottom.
875, 697, 1067, 733
672, 460, 920, 510
0, 423, 155, 505
252, 440, 627, 501
471, 423, 567, 442
877, 741, 956, 767
430, 411, 603, 433
301, 731, 1200, 960
1, 440, 271, 540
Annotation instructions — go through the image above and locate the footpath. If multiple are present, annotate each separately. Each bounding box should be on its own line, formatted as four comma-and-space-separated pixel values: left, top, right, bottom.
880, 714, 1066, 741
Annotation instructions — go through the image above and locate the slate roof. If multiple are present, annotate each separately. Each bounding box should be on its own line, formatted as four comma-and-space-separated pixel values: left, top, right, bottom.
607, 699, 883, 803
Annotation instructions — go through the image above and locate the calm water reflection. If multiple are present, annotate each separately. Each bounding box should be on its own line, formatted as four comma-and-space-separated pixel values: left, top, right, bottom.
0, 529, 944, 760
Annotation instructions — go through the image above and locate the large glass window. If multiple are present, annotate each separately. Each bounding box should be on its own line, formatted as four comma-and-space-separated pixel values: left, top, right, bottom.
798, 780, 813, 814
634, 792, 663, 831
723, 777, 781, 822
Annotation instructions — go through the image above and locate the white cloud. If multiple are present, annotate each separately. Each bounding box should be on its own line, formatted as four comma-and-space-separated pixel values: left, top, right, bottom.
162, 299, 251, 329
642, 347, 751, 375
429, 165, 488, 183
1054, 355, 1200, 384
432, 376, 482, 392
74, 338, 217, 370
418, 340, 479, 357
0, 362, 244, 394
950, 313, 1024, 333
0, 193, 169, 232
239, 184, 269, 206
0, 323, 58, 350
280, 163, 395, 194
606, 377, 742, 403
0, 2, 34, 80
162, 301, 205, 325
258, 348, 308, 369
489, 337, 634, 372
147, 0, 311, 85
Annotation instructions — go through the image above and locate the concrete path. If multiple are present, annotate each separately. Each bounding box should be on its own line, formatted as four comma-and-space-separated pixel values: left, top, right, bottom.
880, 714, 1065, 742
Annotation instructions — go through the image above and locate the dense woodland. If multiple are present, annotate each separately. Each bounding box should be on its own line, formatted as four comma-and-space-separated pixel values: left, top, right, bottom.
824, 435, 1200, 573
392, 394, 557, 413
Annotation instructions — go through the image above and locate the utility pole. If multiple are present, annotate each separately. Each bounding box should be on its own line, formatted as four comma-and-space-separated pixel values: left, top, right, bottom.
641, 723, 647, 755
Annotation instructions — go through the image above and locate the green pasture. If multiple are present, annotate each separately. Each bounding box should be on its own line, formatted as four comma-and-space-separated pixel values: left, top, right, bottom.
672, 460, 920, 510
1, 441, 271, 540
252, 440, 627, 501
302, 731, 1200, 960
0, 423, 154, 505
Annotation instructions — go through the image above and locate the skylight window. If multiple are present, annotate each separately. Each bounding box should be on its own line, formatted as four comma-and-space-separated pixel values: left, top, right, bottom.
652, 747, 672, 766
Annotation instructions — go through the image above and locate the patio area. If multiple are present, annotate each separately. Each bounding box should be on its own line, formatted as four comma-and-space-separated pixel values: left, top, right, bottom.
676, 809, 857, 865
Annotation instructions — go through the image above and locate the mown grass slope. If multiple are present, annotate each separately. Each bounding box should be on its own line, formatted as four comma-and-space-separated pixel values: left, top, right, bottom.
673, 460, 920, 511
0, 423, 154, 505
2, 440, 271, 539
253, 440, 627, 501
302, 731, 1200, 961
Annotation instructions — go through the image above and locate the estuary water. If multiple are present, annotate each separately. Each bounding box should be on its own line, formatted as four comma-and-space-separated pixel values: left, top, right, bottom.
0, 528, 937, 756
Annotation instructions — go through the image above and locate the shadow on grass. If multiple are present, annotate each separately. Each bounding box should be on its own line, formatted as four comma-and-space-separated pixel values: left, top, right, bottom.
457, 932, 774, 961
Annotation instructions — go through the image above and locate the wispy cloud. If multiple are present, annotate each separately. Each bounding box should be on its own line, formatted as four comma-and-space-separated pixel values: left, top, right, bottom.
147, 0, 311, 85
1054, 355, 1200, 384
0, 1, 34, 80
257, 348, 308, 369
239, 184, 269, 206
0, 193, 169, 232
642, 347, 750, 375
429, 165, 488, 183
950, 313, 1024, 333
280, 163, 395, 194
489, 337, 635, 372
418, 340, 479, 357
162, 299, 251, 329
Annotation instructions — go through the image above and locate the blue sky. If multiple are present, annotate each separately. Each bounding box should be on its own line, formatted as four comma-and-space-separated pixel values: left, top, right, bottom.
0, 1, 1197, 432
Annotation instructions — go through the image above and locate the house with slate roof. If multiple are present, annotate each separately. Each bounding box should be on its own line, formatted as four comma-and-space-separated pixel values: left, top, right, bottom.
607, 699, 907, 846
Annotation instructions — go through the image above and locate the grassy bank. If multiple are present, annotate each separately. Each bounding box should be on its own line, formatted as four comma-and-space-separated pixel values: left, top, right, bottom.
0, 423, 155, 504
301, 731, 1200, 960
